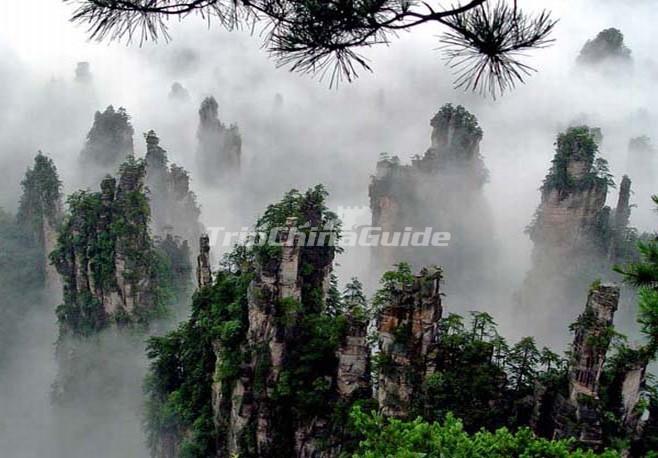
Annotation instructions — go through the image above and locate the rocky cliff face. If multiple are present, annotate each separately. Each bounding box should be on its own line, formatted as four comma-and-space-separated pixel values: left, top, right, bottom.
16, 152, 63, 295
79, 105, 134, 184
375, 266, 443, 417
213, 217, 300, 456
197, 234, 212, 288
614, 176, 632, 233
528, 281, 656, 455
336, 309, 370, 400
144, 130, 203, 256
369, 104, 493, 304
620, 360, 648, 439
45, 156, 186, 458
149, 225, 655, 458
527, 127, 611, 254
212, 212, 360, 457
424, 105, 488, 185
53, 161, 162, 332
51, 157, 174, 403
520, 127, 634, 342
559, 284, 617, 447
196, 96, 242, 184
147, 187, 372, 458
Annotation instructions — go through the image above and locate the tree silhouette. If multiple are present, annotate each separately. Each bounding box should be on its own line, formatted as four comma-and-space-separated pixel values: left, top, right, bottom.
507, 336, 540, 392
469, 311, 497, 342
64, 0, 557, 97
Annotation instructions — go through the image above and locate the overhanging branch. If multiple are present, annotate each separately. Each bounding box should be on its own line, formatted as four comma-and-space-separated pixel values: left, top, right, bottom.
63, 0, 557, 96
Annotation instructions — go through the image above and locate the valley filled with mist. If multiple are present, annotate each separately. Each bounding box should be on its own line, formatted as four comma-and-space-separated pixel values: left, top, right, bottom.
1, 1, 658, 457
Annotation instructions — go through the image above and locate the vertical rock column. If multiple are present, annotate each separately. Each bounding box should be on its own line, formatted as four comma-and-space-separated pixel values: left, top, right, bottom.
336, 311, 370, 400
614, 175, 632, 230
554, 283, 620, 447
376, 267, 443, 417
16, 152, 64, 297
197, 234, 212, 288
518, 127, 630, 344
608, 175, 632, 261
569, 284, 619, 400
214, 217, 303, 456
144, 130, 203, 249
368, 104, 492, 303
196, 96, 242, 184
620, 361, 648, 436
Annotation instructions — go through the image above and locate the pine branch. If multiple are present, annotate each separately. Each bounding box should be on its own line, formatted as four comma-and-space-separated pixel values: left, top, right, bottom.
63, 0, 557, 96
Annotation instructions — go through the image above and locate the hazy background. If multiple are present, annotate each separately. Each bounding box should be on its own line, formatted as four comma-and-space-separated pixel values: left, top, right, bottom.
0, 0, 657, 456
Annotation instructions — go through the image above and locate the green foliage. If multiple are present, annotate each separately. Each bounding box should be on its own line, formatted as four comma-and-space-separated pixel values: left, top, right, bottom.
373, 262, 416, 309
597, 344, 651, 449
277, 296, 302, 327
440, 313, 466, 336
155, 234, 193, 304
469, 311, 497, 341
568, 299, 618, 358
507, 337, 541, 393
351, 407, 619, 457
257, 185, 337, 233
52, 158, 175, 336
56, 290, 107, 337
615, 241, 658, 289
578, 28, 632, 65
422, 312, 565, 433
0, 209, 44, 292
528, 126, 621, 246
541, 126, 612, 196
219, 244, 253, 274
145, 186, 352, 457
343, 277, 369, 321
145, 269, 252, 457
272, 312, 348, 417
80, 105, 134, 168
51, 190, 111, 291
16, 151, 62, 237
636, 287, 658, 355
423, 341, 507, 432
593, 158, 615, 189
325, 273, 344, 317
633, 392, 658, 456
539, 347, 564, 374
371, 263, 566, 434
254, 185, 341, 264
431, 104, 483, 141
422, 103, 489, 183
171, 303, 349, 458
143, 182, 656, 455
615, 229, 658, 357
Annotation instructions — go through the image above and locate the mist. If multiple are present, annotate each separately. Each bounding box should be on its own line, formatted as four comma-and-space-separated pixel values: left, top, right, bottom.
1, 0, 657, 456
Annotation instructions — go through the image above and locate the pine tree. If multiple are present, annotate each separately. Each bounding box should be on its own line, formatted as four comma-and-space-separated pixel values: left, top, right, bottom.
507, 337, 540, 393
469, 311, 497, 342
615, 195, 658, 358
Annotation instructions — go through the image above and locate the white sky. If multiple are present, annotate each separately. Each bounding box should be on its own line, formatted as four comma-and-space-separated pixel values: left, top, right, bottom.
0, 2, 93, 70
1, 1, 654, 76
0, 0, 644, 70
